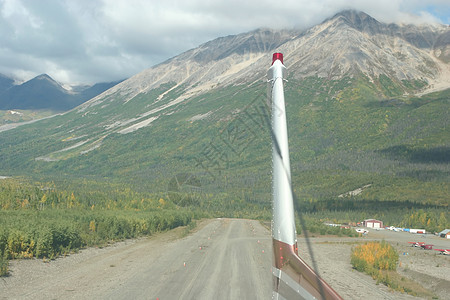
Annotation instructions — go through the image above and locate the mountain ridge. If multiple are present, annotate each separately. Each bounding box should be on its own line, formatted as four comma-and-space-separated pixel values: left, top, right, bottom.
0, 73, 124, 111
283, 10, 449, 83
83, 9, 448, 113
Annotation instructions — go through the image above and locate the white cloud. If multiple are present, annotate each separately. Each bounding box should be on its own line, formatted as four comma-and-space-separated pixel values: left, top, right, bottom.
0, 0, 448, 85
1, 0, 42, 28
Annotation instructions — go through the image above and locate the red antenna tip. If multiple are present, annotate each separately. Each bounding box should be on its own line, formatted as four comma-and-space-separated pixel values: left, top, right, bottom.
272, 53, 283, 64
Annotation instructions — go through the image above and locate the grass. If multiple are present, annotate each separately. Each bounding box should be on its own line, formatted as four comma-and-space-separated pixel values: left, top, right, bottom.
179, 220, 198, 238
0, 254, 7, 276
376, 270, 435, 298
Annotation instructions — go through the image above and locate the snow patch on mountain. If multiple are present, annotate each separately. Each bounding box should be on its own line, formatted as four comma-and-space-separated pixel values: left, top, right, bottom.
118, 116, 159, 134
189, 111, 213, 122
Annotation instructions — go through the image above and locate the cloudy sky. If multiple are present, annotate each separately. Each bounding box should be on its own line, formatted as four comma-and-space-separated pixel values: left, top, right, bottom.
1, 0, 449, 86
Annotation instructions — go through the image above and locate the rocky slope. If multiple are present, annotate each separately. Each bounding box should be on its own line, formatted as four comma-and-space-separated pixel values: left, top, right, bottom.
83, 10, 449, 113
282, 10, 449, 82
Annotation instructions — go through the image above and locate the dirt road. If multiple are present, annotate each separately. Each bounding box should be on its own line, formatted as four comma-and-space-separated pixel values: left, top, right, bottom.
1, 219, 272, 299
1, 219, 448, 299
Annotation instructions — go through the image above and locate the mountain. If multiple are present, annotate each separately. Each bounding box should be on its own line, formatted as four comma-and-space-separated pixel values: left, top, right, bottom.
284, 10, 448, 82
0, 10, 448, 209
0, 74, 14, 92
0, 74, 123, 111
76, 10, 448, 109
0, 74, 73, 110
77, 80, 125, 102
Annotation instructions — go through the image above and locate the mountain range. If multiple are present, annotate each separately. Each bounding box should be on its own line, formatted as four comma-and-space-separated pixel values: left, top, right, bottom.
0, 10, 448, 208
0, 73, 123, 111
91, 9, 448, 104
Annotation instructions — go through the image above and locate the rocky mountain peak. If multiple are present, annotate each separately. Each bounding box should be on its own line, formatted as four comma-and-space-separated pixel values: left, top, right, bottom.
35, 74, 53, 81
174, 28, 296, 64
23, 73, 63, 89
328, 9, 383, 34
280, 10, 450, 83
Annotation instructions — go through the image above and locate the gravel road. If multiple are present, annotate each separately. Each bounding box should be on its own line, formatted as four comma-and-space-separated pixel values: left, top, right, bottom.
1, 219, 448, 299
1, 219, 272, 299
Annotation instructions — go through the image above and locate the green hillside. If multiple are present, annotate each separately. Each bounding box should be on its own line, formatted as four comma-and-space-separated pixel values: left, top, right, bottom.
0, 74, 448, 213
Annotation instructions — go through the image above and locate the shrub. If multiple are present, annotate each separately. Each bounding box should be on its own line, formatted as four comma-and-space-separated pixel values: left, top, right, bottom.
351, 241, 398, 273
0, 253, 8, 276
6, 230, 35, 259
35, 227, 53, 258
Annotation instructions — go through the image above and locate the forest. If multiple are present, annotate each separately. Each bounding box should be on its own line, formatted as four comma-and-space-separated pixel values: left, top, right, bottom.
0, 178, 199, 276
1, 175, 448, 277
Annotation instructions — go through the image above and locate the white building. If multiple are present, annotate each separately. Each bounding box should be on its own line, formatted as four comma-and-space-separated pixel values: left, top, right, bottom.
439, 229, 450, 238
363, 219, 383, 228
